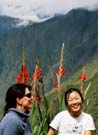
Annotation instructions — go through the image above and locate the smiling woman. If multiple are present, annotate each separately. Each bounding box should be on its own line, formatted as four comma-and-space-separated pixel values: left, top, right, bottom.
0, 83, 33, 135
48, 88, 95, 135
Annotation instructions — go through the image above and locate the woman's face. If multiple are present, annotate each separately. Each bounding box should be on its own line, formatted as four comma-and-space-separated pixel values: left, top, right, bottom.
19, 87, 33, 111
67, 91, 82, 114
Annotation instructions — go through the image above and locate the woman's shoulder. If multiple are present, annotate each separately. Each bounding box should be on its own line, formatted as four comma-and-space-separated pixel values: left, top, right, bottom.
1, 110, 21, 124
81, 112, 93, 119
82, 112, 92, 116
55, 110, 68, 118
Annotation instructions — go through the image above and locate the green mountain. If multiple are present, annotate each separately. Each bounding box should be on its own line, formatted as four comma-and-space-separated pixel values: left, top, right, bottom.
0, 8, 98, 117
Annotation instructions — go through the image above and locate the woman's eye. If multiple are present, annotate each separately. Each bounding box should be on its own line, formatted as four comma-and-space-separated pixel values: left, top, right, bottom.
75, 97, 80, 100
68, 99, 73, 101
68, 97, 80, 101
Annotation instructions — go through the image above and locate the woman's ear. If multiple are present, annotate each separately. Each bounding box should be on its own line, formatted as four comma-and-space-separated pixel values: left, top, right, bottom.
16, 97, 22, 105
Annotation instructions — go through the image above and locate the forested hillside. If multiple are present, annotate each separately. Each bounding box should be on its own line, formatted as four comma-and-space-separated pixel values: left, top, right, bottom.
0, 9, 98, 122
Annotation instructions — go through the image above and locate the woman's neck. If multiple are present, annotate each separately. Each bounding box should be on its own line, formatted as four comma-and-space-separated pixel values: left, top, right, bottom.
68, 109, 81, 118
16, 105, 26, 113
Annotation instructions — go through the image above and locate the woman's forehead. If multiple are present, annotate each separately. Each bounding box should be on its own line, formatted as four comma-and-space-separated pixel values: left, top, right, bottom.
25, 87, 30, 93
67, 91, 80, 98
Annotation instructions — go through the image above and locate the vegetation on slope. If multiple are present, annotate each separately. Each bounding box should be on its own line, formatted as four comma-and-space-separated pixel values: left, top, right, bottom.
0, 9, 98, 133
29, 56, 98, 134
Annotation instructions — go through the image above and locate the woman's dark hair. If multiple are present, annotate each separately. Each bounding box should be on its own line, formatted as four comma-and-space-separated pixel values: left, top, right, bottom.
3, 83, 31, 116
64, 88, 84, 107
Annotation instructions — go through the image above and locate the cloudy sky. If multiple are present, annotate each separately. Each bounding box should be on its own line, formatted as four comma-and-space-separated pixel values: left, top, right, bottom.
0, 0, 98, 22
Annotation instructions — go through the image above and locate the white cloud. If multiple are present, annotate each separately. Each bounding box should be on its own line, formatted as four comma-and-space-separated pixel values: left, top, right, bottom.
0, 0, 98, 23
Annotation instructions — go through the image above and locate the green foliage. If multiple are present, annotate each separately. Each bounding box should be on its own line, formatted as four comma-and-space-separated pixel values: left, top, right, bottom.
30, 56, 98, 134
30, 96, 53, 134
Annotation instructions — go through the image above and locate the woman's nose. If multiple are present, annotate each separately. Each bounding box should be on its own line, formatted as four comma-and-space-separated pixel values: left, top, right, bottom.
72, 99, 78, 104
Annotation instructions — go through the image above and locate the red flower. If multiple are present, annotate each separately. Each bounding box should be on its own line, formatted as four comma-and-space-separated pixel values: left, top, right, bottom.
17, 71, 22, 83
56, 67, 66, 76
16, 65, 29, 84
32, 68, 42, 80
79, 74, 86, 81
54, 82, 59, 88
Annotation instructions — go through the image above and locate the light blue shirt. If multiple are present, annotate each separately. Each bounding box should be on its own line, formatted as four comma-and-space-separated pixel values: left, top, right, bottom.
0, 108, 32, 135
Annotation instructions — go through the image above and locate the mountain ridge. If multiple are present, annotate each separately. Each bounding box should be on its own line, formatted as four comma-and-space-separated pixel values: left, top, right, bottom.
0, 8, 98, 116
